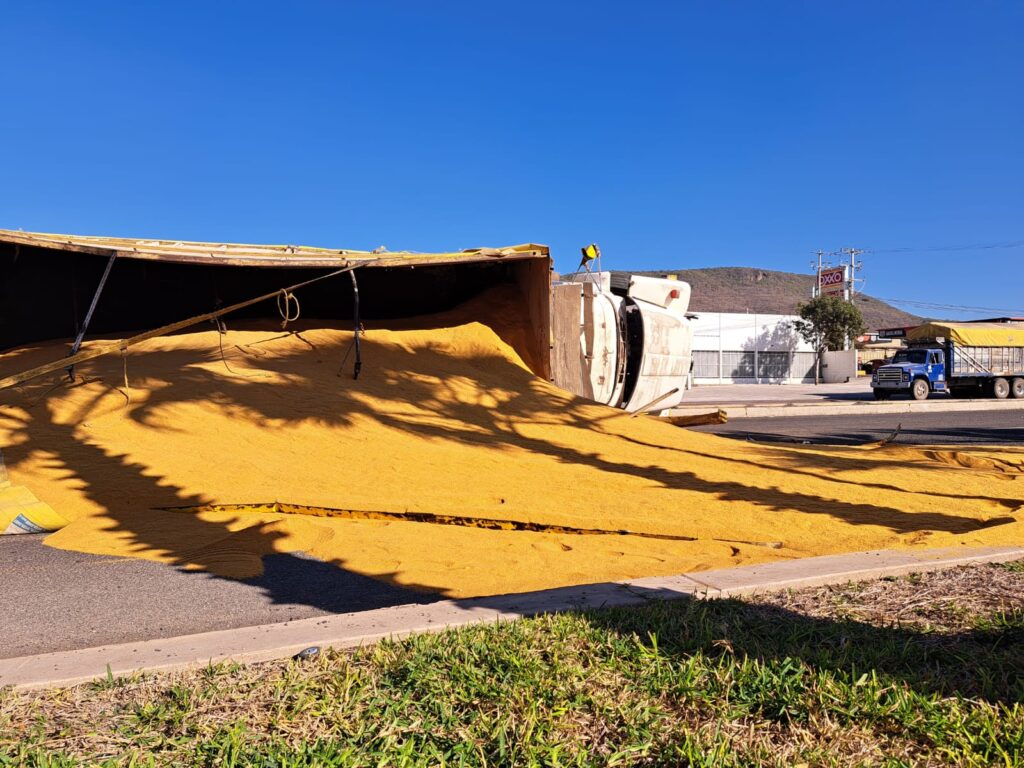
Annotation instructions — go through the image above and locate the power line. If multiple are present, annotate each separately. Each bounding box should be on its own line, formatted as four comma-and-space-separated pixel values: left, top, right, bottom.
866, 240, 1024, 255
875, 297, 1024, 316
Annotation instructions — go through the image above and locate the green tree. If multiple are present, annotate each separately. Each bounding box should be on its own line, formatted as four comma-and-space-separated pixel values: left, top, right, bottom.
793, 295, 866, 384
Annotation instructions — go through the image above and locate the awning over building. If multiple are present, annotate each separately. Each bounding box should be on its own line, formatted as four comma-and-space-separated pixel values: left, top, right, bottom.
907, 322, 1024, 347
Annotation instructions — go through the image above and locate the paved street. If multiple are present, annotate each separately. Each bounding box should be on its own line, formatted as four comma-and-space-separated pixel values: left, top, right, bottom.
693, 408, 1024, 446
4, 408, 1022, 661
0, 539, 436, 659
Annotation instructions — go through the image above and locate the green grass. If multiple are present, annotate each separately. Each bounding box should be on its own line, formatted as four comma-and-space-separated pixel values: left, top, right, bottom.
3, 566, 1023, 767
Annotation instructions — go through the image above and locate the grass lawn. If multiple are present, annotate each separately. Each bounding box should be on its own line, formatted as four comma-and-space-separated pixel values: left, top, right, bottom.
2, 561, 1023, 767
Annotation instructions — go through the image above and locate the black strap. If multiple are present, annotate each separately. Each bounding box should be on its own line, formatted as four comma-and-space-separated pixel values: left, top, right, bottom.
350, 270, 362, 380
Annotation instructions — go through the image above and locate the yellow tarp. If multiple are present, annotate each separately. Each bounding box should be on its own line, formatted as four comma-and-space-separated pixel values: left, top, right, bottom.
0, 286, 1022, 597
907, 322, 1024, 347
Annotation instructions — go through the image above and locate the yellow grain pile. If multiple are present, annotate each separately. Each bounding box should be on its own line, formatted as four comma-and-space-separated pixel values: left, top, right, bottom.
1, 286, 1022, 597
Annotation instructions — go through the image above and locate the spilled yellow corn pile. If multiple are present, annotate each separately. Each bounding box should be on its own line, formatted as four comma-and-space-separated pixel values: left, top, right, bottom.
0, 286, 1022, 597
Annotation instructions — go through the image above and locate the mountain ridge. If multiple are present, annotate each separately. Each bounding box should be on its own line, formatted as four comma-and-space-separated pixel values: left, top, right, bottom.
624, 266, 921, 330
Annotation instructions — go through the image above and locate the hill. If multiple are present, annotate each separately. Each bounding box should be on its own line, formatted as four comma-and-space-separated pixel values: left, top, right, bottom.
626, 267, 921, 330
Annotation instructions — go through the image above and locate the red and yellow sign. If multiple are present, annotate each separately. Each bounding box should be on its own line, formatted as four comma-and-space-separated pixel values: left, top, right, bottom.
819, 266, 847, 296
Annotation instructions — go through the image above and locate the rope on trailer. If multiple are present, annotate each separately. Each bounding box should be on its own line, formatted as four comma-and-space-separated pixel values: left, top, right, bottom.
276, 290, 301, 329
117, 349, 131, 407
214, 316, 245, 377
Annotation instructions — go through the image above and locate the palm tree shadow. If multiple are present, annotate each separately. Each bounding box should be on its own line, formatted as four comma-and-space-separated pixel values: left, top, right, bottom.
243, 552, 440, 613
1, 286, 1022, 617
579, 587, 1023, 707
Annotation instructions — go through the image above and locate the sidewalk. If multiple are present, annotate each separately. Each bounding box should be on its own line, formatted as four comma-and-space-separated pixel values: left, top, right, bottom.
669, 379, 1024, 419
685, 380, 873, 405
3, 546, 1020, 690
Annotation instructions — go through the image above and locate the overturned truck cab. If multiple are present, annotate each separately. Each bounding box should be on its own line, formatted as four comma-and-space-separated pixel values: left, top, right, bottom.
550, 272, 694, 413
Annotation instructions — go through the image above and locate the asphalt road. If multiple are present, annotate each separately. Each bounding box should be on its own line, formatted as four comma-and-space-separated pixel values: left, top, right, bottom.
5, 408, 1022, 661
691, 409, 1024, 446
0, 540, 438, 659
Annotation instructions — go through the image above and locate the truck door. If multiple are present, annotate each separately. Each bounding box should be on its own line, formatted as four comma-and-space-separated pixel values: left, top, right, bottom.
929, 350, 946, 391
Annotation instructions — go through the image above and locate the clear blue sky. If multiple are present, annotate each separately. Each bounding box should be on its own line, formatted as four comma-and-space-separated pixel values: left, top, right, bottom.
2, 2, 1022, 318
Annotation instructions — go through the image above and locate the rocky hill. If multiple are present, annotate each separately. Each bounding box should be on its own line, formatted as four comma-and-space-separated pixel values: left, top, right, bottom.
626, 267, 921, 330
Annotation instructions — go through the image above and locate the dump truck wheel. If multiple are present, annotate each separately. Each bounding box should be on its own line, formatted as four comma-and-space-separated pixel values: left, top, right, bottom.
992, 377, 1011, 399
911, 379, 930, 401
873, 389, 890, 401
1012, 378, 1024, 399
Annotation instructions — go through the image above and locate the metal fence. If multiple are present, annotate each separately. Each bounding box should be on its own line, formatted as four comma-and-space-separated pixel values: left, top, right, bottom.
694, 350, 816, 383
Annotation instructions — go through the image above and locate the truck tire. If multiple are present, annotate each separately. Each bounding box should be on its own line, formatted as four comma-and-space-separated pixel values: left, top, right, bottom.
873, 389, 890, 401
911, 378, 930, 401
992, 378, 1011, 399
1011, 378, 1024, 399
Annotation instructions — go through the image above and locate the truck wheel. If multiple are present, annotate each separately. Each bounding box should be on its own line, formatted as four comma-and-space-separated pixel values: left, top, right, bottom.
873, 389, 890, 401
911, 379, 930, 401
992, 378, 1010, 399
1011, 378, 1024, 399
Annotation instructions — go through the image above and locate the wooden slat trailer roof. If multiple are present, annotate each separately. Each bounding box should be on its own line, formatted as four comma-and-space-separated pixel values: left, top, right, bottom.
0, 229, 549, 268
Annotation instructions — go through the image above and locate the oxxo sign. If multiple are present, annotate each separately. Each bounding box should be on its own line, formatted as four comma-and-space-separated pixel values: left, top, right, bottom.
819, 267, 847, 297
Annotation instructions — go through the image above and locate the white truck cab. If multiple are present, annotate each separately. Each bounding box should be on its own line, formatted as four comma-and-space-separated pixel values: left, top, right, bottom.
552, 272, 694, 413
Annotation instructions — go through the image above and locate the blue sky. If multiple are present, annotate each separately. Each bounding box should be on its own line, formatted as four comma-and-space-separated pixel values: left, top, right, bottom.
2, 2, 1022, 318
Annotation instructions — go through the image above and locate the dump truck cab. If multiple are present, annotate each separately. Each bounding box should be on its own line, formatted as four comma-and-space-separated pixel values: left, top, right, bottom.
874, 322, 1024, 400
872, 346, 947, 401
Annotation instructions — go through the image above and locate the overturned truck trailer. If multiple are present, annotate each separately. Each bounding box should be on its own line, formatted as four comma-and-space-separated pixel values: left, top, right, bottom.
0, 230, 552, 381
0, 230, 690, 414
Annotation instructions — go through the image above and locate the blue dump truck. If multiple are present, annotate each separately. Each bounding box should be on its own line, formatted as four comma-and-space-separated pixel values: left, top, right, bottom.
873, 321, 1024, 401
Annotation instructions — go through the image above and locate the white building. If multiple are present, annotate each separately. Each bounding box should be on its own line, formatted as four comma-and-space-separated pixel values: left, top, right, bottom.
691, 312, 817, 385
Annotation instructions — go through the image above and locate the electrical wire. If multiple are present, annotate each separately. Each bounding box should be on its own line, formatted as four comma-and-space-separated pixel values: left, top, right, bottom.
874, 298, 1024, 316
864, 240, 1024, 255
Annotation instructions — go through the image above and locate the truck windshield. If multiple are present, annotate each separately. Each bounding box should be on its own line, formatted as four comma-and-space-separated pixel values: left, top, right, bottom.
892, 350, 928, 364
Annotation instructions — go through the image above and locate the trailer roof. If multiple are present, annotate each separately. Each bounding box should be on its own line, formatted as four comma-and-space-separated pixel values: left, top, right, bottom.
0, 229, 549, 268
907, 321, 1024, 347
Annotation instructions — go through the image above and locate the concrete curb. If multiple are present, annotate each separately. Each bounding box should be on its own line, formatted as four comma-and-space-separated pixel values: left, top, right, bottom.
2, 545, 1022, 691
665, 398, 1024, 420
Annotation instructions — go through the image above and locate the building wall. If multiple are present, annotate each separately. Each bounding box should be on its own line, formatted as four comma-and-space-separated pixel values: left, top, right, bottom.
691, 312, 817, 384
822, 350, 859, 383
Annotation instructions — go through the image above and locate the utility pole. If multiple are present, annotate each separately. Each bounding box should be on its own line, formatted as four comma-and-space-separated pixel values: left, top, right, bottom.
813, 250, 825, 298
838, 247, 865, 353
809, 250, 827, 382
840, 247, 864, 300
